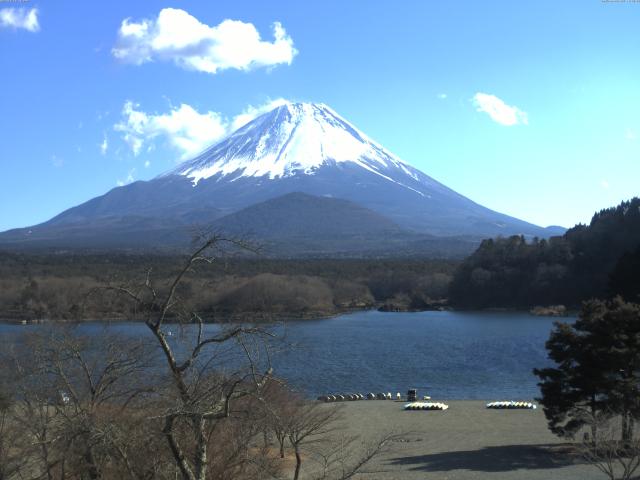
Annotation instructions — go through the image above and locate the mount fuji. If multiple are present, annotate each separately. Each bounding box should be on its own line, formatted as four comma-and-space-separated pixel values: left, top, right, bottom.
0, 102, 563, 256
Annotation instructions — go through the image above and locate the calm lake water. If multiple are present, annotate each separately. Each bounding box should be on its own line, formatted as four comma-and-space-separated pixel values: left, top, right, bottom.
0, 310, 569, 400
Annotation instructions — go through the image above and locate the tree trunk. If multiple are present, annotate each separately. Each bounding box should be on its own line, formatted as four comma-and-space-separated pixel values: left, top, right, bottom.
622, 412, 635, 445
293, 445, 302, 480
83, 447, 101, 480
40, 427, 55, 480
194, 417, 208, 480
163, 418, 196, 480
620, 408, 635, 444
590, 398, 598, 444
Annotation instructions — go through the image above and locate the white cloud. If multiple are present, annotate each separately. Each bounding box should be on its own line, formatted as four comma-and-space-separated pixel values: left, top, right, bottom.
144, 160, 151, 168
625, 128, 637, 141
601, 179, 610, 189
0, 7, 39, 32
437, 93, 447, 100
472, 92, 528, 126
112, 8, 297, 75
100, 135, 109, 155
117, 168, 136, 187
115, 98, 290, 160
51, 154, 63, 168
115, 101, 227, 159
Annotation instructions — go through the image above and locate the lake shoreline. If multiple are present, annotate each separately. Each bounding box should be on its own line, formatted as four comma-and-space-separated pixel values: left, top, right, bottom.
0, 304, 573, 325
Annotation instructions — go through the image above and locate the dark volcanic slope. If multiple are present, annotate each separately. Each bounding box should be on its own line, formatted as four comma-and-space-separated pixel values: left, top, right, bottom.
210, 192, 478, 257
213, 192, 401, 238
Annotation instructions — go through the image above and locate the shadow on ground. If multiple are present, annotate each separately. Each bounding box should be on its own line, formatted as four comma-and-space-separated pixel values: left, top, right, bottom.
389, 444, 583, 473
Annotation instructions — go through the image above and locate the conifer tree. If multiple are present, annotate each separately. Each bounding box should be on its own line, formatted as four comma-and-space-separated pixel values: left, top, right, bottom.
535, 298, 640, 441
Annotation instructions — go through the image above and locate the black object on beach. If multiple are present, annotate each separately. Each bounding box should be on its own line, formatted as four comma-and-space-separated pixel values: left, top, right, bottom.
407, 389, 417, 401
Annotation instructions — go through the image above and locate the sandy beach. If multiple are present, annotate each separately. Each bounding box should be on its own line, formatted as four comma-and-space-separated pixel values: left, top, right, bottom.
302, 400, 603, 480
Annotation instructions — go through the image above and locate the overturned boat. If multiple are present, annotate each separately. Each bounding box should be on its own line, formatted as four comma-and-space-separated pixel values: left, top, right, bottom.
404, 402, 449, 411
486, 401, 536, 409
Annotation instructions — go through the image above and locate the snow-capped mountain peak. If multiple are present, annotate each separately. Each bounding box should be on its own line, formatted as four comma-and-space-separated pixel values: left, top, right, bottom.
170, 102, 420, 186
0, 103, 559, 251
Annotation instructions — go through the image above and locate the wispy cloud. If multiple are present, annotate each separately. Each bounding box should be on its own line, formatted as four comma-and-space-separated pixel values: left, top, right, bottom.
437, 93, 447, 100
115, 98, 289, 160
112, 8, 297, 75
601, 179, 610, 189
0, 7, 39, 32
100, 134, 108, 155
472, 92, 528, 126
117, 168, 136, 187
51, 155, 64, 168
625, 128, 637, 141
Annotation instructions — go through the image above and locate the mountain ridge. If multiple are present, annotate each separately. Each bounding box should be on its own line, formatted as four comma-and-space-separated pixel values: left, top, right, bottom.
0, 102, 564, 255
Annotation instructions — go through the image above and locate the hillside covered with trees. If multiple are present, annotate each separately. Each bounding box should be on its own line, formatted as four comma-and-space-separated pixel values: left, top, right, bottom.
0, 254, 455, 322
449, 198, 640, 309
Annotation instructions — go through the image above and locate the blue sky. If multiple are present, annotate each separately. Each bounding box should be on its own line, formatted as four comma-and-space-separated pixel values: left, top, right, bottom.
1, 0, 639, 232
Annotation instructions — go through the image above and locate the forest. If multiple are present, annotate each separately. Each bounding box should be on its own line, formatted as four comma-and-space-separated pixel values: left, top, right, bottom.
0, 253, 456, 322
448, 198, 640, 309
2, 197, 640, 321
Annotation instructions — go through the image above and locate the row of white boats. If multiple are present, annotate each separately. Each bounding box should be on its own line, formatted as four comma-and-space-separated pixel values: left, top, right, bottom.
404, 401, 537, 411
316, 394, 537, 411
317, 392, 400, 402
486, 401, 537, 409
404, 402, 449, 410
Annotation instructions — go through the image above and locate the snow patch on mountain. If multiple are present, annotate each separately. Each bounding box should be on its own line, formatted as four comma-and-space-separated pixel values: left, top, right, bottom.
168, 103, 425, 195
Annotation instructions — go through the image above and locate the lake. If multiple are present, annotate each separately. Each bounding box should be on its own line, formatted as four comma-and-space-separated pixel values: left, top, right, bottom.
0, 310, 568, 400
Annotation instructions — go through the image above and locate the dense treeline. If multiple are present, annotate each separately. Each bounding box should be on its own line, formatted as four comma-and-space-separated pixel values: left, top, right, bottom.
0, 253, 456, 321
449, 198, 640, 309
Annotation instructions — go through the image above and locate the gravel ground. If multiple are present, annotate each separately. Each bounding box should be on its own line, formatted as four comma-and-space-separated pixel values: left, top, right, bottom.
302, 400, 605, 480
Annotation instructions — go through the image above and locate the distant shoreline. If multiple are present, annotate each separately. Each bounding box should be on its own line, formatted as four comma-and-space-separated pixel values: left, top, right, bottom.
0, 305, 574, 325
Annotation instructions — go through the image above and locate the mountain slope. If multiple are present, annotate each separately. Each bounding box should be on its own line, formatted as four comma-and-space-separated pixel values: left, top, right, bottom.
213, 192, 402, 238
0, 102, 563, 254
211, 192, 477, 257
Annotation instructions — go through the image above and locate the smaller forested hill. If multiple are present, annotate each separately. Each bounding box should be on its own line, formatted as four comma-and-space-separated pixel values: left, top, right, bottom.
449, 197, 640, 309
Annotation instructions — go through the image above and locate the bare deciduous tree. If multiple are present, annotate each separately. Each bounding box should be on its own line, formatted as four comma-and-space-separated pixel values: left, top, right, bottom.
6, 329, 161, 480
0, 235, 403, 480
94, 234, 276, 480
309, 431, 404, 480
579, 411, 640, 480
286, 400, 342, 480
0, 384, 29, 480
